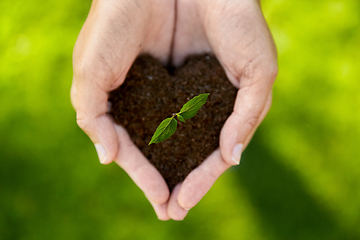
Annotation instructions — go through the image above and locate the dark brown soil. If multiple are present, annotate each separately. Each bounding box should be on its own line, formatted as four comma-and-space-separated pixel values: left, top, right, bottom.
109, 54, 237, 191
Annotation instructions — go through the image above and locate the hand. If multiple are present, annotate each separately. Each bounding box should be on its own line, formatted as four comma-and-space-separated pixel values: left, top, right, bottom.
71, 0, 277, 221
166, 0, 278, 220
70, 0, 176, 220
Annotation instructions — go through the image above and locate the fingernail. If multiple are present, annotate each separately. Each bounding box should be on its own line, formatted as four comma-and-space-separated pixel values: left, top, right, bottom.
95, 144, 107, 164
232, 143, 243, 165
184, 208, 191, 211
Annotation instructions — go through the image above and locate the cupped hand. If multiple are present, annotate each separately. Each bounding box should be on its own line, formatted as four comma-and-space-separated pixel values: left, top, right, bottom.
166, 0, 278, 219
71, 0, 277, 221
70, 0, 176, 220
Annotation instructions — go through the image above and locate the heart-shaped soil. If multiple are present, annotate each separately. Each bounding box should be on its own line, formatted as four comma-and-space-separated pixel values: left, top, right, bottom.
109, 54, 237, 191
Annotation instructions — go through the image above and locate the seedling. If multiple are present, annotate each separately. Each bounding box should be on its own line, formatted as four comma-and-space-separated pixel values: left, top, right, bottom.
149, 93, 210, 145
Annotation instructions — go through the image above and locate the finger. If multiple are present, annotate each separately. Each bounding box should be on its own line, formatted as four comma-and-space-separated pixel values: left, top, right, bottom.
176, 92, 271, 210
243, 91, 272, 149
167, 184, 189, 221
219, 67, 276, 166
114, 125, 170, 204
178, 150, 230, 210
70, 74, 120, 164
148, 198, 170, 221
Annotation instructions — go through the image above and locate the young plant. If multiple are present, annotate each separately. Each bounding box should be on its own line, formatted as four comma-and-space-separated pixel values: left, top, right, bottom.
148, 93, 210, 145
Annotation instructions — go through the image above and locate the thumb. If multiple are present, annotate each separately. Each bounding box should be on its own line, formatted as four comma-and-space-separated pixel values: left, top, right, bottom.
70, 75, 120, 164
70, 0, 144, 164
220, 77, 275, 166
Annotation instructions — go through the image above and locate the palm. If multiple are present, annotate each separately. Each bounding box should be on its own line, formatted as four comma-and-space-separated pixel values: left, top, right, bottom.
173, 0, 276, 83
73, 0, 175, 88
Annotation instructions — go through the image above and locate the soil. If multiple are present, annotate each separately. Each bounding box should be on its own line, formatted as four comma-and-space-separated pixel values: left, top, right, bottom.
109, 54, 237, 191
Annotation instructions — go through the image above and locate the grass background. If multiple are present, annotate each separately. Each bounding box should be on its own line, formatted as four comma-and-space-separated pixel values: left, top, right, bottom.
1, 0, 359, 239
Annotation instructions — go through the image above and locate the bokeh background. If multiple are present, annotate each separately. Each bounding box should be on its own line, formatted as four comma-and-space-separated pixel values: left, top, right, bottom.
1, 0, 359, 239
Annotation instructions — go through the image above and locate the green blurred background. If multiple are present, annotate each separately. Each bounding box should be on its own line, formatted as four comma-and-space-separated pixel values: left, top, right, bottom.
1, 0, 359, 239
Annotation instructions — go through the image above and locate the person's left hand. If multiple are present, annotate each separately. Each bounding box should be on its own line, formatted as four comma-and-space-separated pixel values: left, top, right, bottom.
165, 0, 278, 220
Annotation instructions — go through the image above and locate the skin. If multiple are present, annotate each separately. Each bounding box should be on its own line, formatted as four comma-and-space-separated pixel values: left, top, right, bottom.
71, 0, 277, 221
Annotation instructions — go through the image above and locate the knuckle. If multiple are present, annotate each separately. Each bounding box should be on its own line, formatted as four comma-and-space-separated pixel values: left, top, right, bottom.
70, 84, 77, 109
72, 49, 86, 78
258, 61, 278, 83
73, 59, 91, 80
246, 114, 260, 129
234, 105, 261, 130
243, 100, 262, 128
76, 114, 92, 132
74, 58, 113, 89
244, 58, 278, 84
265, 62, 278, 83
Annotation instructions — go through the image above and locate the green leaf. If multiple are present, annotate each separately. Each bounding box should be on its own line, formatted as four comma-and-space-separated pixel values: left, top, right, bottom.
176, 114, 185, 123
179, 93, 210, 120
148, 117, 178, 145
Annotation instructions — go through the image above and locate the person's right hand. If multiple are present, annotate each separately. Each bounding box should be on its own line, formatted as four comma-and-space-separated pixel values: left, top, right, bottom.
70, 0, 175, 220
